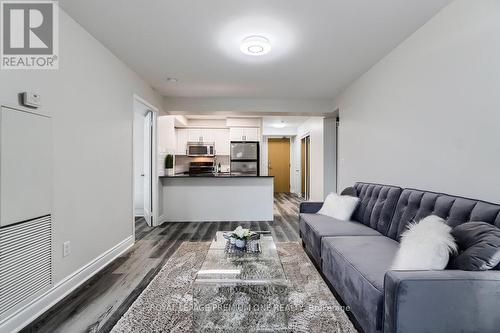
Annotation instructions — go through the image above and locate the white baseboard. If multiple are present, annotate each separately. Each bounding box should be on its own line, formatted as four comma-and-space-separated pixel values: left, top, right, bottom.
0, 235, 135, 333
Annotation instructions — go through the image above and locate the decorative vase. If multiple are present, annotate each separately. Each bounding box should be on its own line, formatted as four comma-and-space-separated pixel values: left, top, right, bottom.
165, 168, 174, 176
235, 239, 246, 249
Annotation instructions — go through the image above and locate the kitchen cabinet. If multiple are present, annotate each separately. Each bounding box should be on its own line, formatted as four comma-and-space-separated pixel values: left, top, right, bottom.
158, 116, 176, 153
187, 129, 203, 142
201, 129, 215, 143
229, 127, 260, 142
186, 128, 217, 143
176, 128, 188, 155
244, 127, 260, 141
213, 129, 230, 155
176, 128, 230, 155
229, 128, 244, 141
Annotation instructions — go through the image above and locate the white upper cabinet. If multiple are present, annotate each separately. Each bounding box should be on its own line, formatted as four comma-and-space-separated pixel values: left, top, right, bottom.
213, 129, 230, 155
176, 128, 229, 155
229, 127, 260, 142
229, 127, 244, 141
201, 129, 215, 143
157, 116, 176, 153
186, 128, 217, 143
176, 128, 188, 155
244, 127, 260, 141
187, 128, 203, 142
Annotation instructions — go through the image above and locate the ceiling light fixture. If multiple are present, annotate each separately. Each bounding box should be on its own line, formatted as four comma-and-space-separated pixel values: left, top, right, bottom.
273, 121, 286, 129
166, 77, 178, 83
240, 35, 271, 56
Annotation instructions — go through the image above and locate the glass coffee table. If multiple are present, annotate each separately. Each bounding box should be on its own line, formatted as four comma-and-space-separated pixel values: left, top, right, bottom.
193, 231, 290, 332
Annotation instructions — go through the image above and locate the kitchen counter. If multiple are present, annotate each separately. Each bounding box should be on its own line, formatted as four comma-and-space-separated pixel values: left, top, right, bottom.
159, 175, 274, 222
160, 173, 273, 178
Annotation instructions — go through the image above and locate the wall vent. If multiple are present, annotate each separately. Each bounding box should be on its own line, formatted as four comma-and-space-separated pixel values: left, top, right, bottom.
0, 215, 52, 318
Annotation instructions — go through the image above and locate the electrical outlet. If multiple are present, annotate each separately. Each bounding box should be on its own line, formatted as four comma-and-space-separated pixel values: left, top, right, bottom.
63, 241, 71, 257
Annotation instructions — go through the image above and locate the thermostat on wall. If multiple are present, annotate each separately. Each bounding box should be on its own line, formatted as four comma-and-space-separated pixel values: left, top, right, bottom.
22, 92, 42, 108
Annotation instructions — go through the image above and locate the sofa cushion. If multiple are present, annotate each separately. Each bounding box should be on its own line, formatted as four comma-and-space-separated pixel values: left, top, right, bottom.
449, 222, 500, 271
340, 186, 357, 197
352, 183, 402, 236
321, 236, 399, 333
317, 193, 360, 220
388, 189, 500, 241
299, 213, 381, 265
392, 215, 457, 271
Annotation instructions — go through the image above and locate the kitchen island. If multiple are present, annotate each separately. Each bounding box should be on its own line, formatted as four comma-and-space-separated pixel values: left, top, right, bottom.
159, 174, 274, 222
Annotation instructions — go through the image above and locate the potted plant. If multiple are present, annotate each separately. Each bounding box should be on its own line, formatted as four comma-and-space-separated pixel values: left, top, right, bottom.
230, 226, 255, 249
165, 154, 174, 176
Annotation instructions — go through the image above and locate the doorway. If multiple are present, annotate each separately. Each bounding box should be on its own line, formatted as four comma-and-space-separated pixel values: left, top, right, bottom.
268, 138, 291, 193
133, 96, 158, 227
301, 135, 311, 200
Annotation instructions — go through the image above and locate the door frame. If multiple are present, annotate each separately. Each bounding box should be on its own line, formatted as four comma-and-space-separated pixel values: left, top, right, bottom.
132, 94, 159, 232
142, 110, 154, 225
300, 133, 311, 200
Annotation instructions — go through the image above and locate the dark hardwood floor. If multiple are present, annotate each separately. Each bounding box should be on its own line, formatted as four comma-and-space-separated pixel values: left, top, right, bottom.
22, 193, 303, 333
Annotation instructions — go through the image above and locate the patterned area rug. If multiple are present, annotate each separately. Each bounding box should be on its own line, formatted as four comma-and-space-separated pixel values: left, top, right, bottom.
111, 242, 357, 333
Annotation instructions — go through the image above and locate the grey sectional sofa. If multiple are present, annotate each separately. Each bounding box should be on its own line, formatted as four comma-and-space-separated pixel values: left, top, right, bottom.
299, 182, 500, 333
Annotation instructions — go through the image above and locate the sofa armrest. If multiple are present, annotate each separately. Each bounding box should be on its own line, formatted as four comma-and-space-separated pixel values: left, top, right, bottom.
384, 270, 500, 333
299, 202, 323, 214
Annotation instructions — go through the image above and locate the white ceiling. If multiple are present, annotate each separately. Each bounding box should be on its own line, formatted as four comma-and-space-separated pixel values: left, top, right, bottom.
60, 0, 452, 99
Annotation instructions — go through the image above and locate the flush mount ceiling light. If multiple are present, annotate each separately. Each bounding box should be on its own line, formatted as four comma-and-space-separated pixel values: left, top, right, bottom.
166, 77, 178, 83
240, 35, 271, 56
273, 121, 286, 129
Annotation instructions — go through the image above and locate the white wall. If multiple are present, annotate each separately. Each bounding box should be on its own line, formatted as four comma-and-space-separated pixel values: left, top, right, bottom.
0, 7, 162, 297
262, 126, 298, 136
164, 97, 333, 115
186, 119, 227, 128
333, 0, 500, 203
297, 118, 325, 201
226, 117, 261, 127
323, 116, 337, 195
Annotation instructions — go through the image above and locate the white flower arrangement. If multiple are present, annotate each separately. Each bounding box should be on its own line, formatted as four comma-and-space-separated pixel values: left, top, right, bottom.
231, 226, 252, 240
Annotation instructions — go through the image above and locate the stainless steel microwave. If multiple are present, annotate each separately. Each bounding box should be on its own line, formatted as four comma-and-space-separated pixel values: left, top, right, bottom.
187, 142, 215, 157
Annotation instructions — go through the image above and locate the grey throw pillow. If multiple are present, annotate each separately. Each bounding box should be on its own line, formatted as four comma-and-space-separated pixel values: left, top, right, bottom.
340, 186, 357, 197
449, 222, 500, 271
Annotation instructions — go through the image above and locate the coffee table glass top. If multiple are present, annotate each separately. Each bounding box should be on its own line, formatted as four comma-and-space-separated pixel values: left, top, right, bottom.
194, 231, 287, 283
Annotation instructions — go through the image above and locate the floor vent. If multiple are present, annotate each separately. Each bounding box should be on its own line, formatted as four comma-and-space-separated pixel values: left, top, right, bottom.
0, 215, 52, 318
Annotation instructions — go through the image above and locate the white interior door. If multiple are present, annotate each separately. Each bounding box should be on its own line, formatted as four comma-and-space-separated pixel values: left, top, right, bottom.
143, 111, 153, 226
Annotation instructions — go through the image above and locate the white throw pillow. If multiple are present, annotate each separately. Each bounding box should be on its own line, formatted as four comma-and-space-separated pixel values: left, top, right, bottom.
391, 215, 457, 270
317, 193, 359, 221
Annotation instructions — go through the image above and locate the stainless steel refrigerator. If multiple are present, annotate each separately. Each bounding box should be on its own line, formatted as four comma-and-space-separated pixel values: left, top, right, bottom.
230, 141, 260, 176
